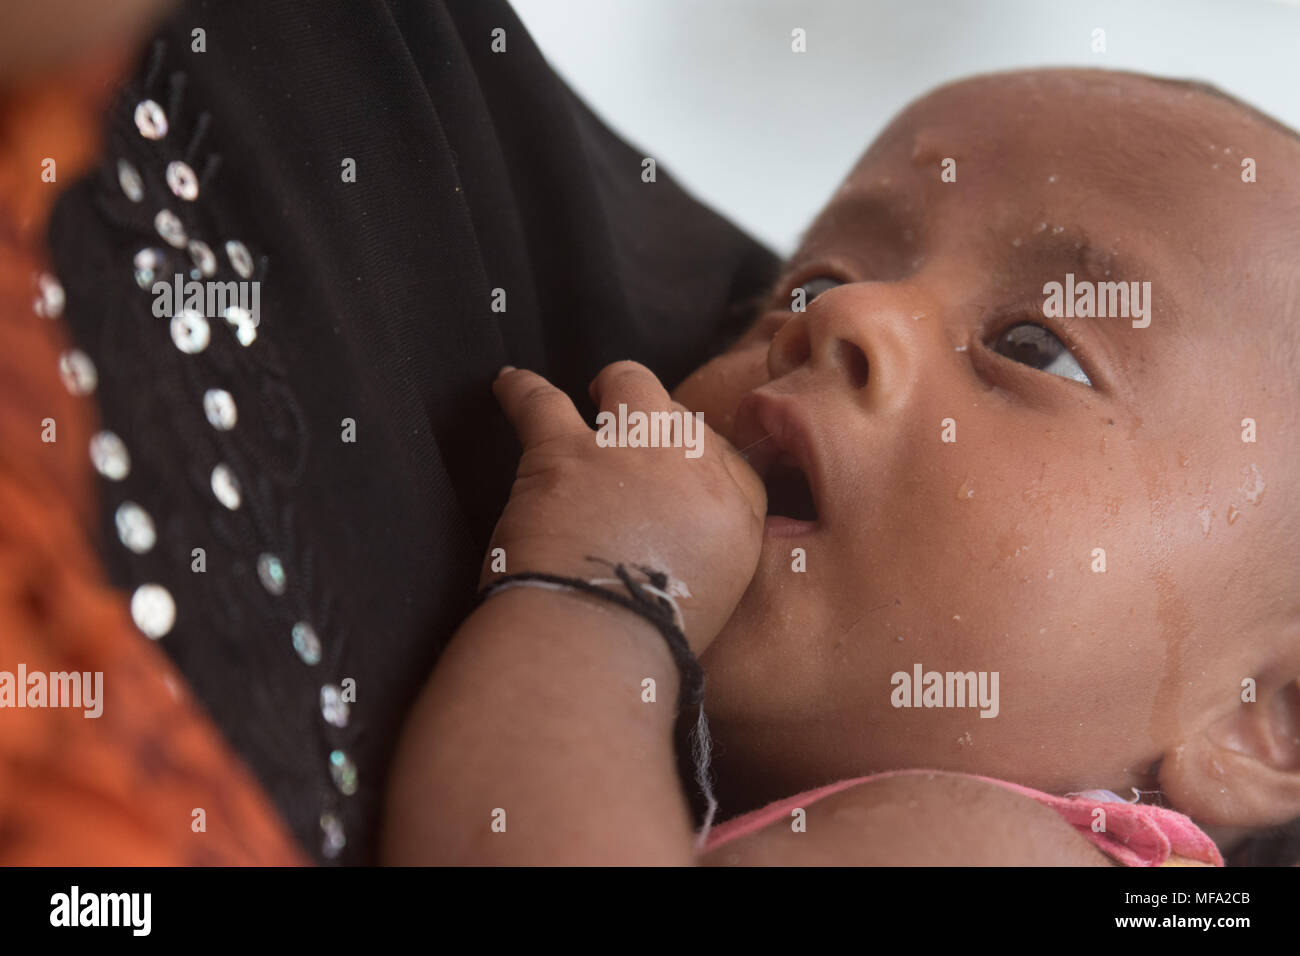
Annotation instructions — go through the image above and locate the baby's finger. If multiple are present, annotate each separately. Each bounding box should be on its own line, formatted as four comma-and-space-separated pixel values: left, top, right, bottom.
669, 399, 766, 522
589, 360, 672, 416
711, 422, 768, 523
493, 367, 587, 447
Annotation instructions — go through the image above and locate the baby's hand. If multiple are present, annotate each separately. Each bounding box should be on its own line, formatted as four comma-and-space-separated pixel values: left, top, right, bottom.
487, 362, 766, 653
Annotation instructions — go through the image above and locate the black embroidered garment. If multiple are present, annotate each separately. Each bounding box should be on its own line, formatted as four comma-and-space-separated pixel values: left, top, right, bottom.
46, 0, 779, 862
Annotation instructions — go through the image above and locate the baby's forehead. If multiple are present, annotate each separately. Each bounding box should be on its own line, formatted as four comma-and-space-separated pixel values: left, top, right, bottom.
817, 70, 1299, 305
860, 71, 1283, 198
881, 70, 1277, 154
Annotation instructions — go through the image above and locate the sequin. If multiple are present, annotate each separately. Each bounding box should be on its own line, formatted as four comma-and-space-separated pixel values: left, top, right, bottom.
320, 813, 346, 859
320, 685, 350, 728
153, 212, 189, 252
225, 240, 254, 279
131, 583, 175, 639
133, 99, 168, 140
188, 240, 217, 278
115, 501, 157, 554
210, 463, 242, 510
117, 159, 144, 202
154, 210, 187, 248
165, 160, 199, 201
257, 553, 287, 595
134, 247, 166, 289
202, 388, 237, 430
329, 750, 358, 795
33, 273, 65, 319
89, 431, 130, 481
292, 622, 322, 665
170, 309, 210, 354
223, 305, 257, 347
57, 350, 97, 395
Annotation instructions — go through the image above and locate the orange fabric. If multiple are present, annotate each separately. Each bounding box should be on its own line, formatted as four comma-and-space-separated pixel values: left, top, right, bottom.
0, 56, 306, 864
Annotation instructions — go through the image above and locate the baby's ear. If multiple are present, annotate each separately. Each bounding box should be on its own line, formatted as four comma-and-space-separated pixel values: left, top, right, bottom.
1160, 676, 1300, 828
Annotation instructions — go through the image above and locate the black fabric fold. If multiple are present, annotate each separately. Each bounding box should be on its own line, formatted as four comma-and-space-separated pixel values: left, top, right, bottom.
48, 0, 779, 862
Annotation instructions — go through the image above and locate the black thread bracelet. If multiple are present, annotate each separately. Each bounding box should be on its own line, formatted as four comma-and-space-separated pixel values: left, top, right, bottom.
475, 558, 704, 717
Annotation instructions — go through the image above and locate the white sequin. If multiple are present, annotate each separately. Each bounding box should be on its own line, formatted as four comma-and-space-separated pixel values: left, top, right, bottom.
131, 583, 175, 639
170, 309, 210, 354
202, 388, 237, 430
257, 553, 287, 595
210, 463, 242, 510
321, 685, 350, 728
33, 273, 65, 319
117, 159, 144, 202
223, 305, 257, 347
188, 240, 217, 278
115, 501, 157, 554
154, 209, 187, 248
57, 350, 97, 395
320, 813, 346, 859
292, 622, 322, 665
133, 99, 169, 140
134, 247, 166, 289
329, 749, 358, 795
89, 431, 130, 481
166, 160, 199, 201
225, 240, 254, 279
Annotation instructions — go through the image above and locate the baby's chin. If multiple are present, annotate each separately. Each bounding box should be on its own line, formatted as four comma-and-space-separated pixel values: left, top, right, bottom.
704, 575, 1159, 791
711, 534, 829, 649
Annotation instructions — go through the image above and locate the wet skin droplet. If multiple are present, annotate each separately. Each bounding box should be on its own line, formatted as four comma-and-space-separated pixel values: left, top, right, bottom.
956, 477, 976, 500
1240, 464, 1266, 505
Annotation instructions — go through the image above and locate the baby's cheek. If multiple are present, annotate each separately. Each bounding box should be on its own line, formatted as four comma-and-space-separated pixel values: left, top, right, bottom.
671, 345, 771, 442
970, 460, 1168, 738
888, 432, 1159, 674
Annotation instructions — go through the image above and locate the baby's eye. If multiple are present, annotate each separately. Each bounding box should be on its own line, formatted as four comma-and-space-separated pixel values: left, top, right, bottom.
788, 275, 843, 310
991, 322, 1092, 386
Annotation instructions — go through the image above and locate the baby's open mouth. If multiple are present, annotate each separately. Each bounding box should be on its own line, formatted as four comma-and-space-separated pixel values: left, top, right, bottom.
764, 455, 818, 525
734, 391, 824, 538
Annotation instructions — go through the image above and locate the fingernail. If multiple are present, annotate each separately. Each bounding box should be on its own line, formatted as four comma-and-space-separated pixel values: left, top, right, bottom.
497, 365, 517, 377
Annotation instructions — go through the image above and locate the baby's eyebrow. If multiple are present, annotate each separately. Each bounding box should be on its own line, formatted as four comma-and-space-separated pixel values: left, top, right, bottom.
789, 189, 920, 273
997, 226, 1181, 332
1004, 227, 1161, 286
975, 225, 1185, 368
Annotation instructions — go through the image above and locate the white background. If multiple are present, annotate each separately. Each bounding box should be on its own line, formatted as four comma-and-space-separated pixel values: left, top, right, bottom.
511, 0, 1300, 255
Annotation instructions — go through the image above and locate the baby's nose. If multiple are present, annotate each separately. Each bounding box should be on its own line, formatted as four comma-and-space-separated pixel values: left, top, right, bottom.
767, 282, 925, 411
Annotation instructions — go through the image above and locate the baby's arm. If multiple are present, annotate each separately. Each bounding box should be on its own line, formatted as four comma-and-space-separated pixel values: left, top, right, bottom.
382, 363, 766, 865
382, 581, 695, 865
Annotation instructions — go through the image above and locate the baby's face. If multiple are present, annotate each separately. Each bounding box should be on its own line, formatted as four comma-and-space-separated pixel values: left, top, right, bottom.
673, 70, 1300, 819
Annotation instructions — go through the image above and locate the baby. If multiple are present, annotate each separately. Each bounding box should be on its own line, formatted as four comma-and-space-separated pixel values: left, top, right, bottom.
383, 68, 1300, 866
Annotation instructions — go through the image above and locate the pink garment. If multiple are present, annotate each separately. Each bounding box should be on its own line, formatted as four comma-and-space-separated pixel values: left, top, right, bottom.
702, 769, 1224, 866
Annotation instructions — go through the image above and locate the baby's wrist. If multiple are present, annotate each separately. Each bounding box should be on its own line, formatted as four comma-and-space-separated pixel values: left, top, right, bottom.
470, 582, 683, 690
